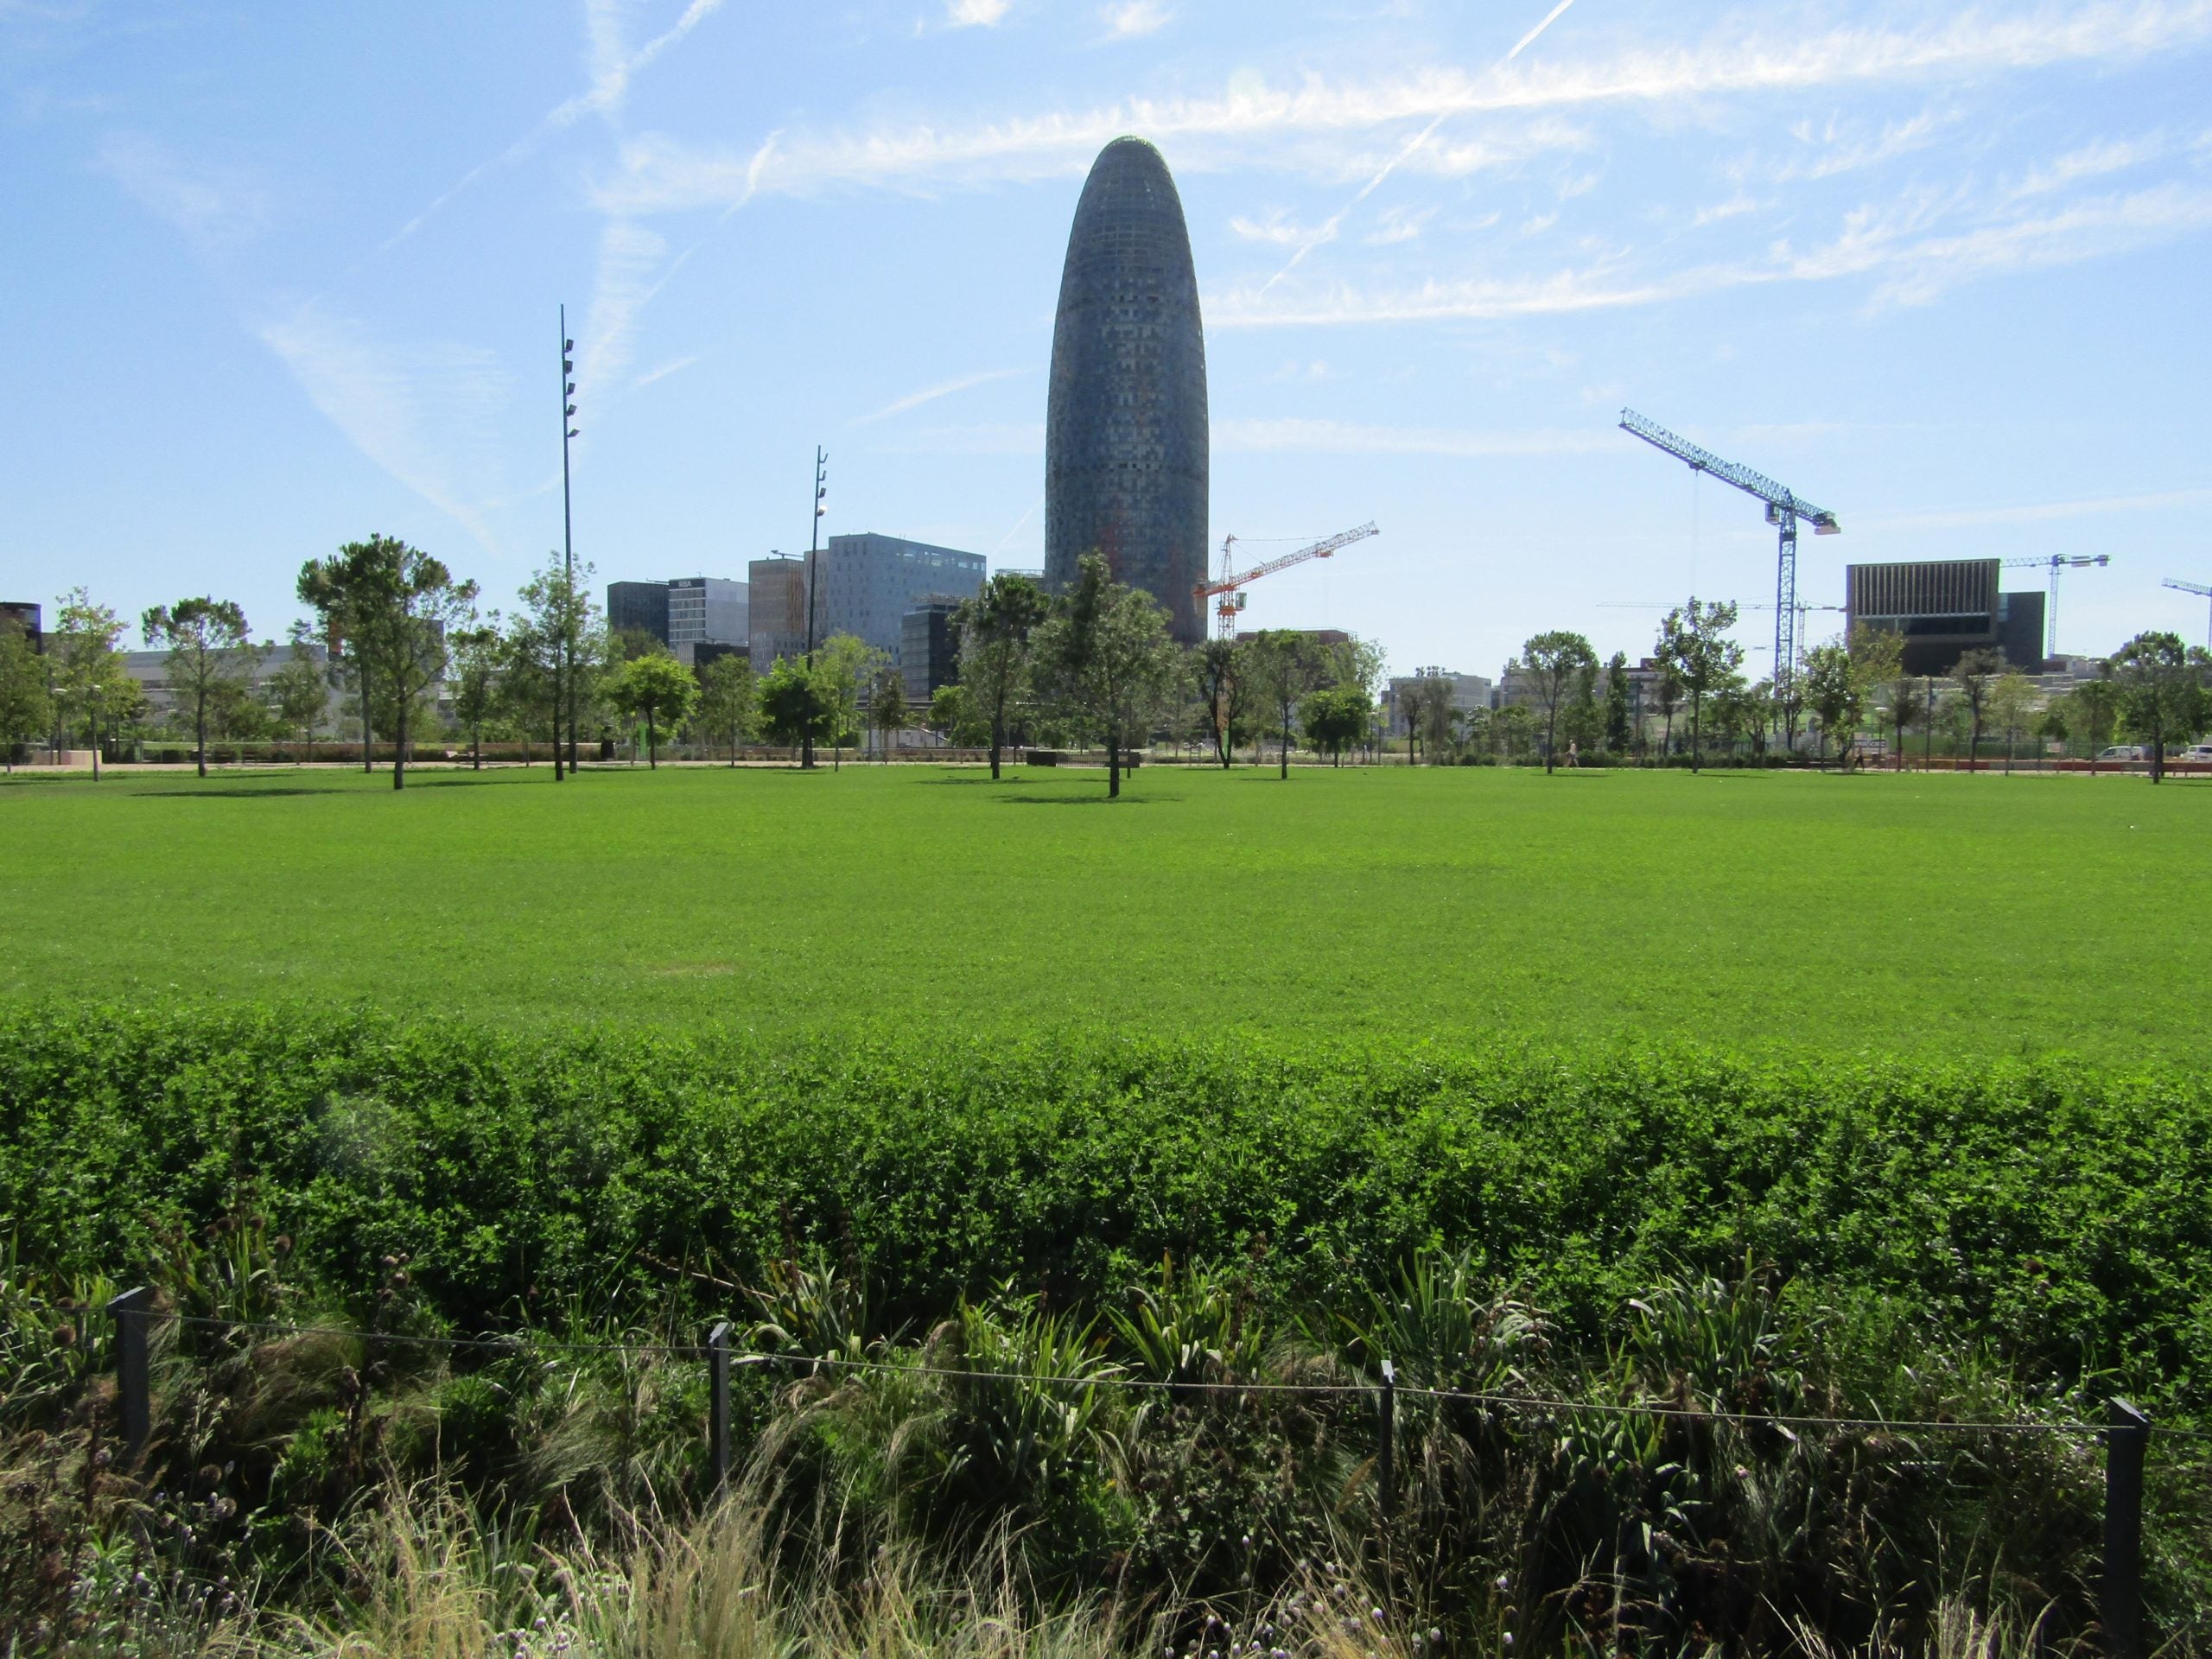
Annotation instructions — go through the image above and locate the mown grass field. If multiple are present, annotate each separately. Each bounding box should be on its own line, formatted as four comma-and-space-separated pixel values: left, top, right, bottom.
3, 760, 2204, 1059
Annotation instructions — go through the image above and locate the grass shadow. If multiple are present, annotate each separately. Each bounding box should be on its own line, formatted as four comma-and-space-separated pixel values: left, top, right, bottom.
137, 784, 358, 799
997, 791, 1174, 805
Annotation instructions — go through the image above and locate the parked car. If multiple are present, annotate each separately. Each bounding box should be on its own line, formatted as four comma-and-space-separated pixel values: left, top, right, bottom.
2178, 744, 2212, 764
2096, 744, 2146, 761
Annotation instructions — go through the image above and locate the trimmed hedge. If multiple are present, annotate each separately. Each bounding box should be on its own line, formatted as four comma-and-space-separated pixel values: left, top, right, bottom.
3, 1003, 2208, 1407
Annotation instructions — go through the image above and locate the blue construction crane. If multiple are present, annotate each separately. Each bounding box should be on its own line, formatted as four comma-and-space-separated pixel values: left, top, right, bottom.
1618, 409, 1840, 697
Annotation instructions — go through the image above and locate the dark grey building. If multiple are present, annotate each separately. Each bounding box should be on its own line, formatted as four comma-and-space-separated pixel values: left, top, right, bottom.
1846, 559, 2047, 675
1046, 136, 1209, 644
900, 597, 964, 702
607, 581, 671, 646
1, 602, 39, 650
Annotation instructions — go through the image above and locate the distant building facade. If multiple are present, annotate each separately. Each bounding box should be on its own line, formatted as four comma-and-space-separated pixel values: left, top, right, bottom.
815, 533, 984, 664
1846, 558, 2048, 675
1388, 669, 1492, 735
747, 555, 810, 672
121, 643, 346, 728
900, 598, 965, 702
1, 601, 40, 649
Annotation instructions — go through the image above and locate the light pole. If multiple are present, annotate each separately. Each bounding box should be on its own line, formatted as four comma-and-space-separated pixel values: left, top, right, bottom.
560, 309, 580, 779
800, 447, 827, 770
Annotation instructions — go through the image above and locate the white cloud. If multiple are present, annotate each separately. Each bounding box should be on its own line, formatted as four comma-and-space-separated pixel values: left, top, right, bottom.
257, 302, 510, 549
1367, 205, 1435, 244
632, 355, 698, 390
94, 133, 267, 253
947, 0, 1011, 25
1211, 172, 2212, 326
1099, 0, 1170, 38
1230, 210, 1318, 244
1867, 487, 2212, 531
577, 219, 671, 406
588, 0, 2212, 211
2008, 131, 2169, 197
858, 366, 1027, 423
1214, 418, 1610, 456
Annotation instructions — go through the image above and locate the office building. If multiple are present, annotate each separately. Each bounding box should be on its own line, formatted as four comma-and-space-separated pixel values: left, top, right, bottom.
1046, 137, 1210, 643
748, 555, 810, 672
815, 533, 984, 663
1, 601, 40, 648
1846, 559, 2048, 675
666, 577, 747, 665
900, 597, 965, 702
607, 581, 671, 646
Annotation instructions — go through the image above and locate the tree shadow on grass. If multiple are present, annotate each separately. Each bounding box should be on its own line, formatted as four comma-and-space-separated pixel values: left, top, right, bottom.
997, 792, 1176, 805
138, 785, 357, 798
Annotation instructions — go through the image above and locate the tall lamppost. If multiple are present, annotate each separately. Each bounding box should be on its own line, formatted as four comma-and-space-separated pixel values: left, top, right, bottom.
800, 447, 826, 770
560, 309, 580, 779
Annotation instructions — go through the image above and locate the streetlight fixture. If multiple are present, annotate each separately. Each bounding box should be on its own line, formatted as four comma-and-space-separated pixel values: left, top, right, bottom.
560, 308, 580, 779
800, 447, 827, 770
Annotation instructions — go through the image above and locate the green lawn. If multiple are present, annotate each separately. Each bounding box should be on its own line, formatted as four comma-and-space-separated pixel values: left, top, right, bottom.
2, 760, 2204, 1059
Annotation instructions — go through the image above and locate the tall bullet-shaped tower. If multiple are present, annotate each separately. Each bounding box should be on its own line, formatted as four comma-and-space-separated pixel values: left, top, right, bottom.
1046, 137, 1209, 643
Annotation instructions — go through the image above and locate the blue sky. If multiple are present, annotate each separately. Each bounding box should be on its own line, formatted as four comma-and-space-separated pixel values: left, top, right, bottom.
4, 0, 2209, 678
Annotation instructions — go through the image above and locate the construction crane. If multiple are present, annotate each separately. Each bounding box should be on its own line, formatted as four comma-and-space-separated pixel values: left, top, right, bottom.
1618, 410, 1839, 696
2161, 577, 2211, 651
1197, 521, 1378, 640
2005, 554, 2109, 658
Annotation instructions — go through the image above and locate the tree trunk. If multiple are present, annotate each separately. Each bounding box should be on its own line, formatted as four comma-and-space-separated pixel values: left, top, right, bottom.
392, 695, 408, 790
1691, 698, 1703, 773
647, 710, 658, 768
91, 710, 101, 781
1278, 713, 1290, 779
361, 670, 373, 773
1108, 729, 1121, 798
195, 696, 207, 779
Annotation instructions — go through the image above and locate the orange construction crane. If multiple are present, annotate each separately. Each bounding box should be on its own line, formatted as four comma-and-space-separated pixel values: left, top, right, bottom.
1196, 522, 1378, 640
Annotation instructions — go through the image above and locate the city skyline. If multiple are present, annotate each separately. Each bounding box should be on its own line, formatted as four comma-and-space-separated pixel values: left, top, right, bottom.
4, 0, 2209, 679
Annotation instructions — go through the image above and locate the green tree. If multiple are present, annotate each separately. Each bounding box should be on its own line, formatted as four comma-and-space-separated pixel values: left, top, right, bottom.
517, 551, 598, 781
1299, 683, 1370, 766
1032, 552, 1185, 798
1560, 658, 1605, 758
759, 657, 822, 752
2106, 631, 2212, 784
140, 596, 262, 779
50, 588, 131, 780
1987, 671, 2039, 775
927, 682, 990, 747
1516, 630, 1598, 773
1802, 641, 1861, 766
609, 650, 697, 768
2071, 677, 2120, 756
0, 616, 51, 773
266, 625, 331, 761
867, 663, 909, 761
1246, 630, 1330, 779
1885, 675, 1925, 772
814, 633, 879, 771
954, 573, 1050, 780
499, 613, 558, 766
2034, 696, 2070, 760
695, 654, 760, 765
1652, 657, 1682, 763
1192, 637, 1255, 771
1405, 673, 1459, 766
1657, 600, 1743, 774
1948, 647, 2005, 770
447, 622, 503, 770
297, 535, 478, 791
1603, 652, 1632, 753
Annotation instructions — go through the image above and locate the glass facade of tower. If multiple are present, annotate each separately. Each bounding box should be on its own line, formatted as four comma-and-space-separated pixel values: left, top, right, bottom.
1045, 137, 1209, 644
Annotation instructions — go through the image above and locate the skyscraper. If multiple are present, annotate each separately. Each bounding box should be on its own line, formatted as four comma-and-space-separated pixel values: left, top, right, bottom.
1046, 137, 1209, 644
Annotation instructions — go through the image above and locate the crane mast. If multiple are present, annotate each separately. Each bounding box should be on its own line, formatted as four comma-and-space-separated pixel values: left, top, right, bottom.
1196, 521, 1378, 640
1618, 410, 1839, 700
2164, 577, 2212, 650
2004, 554, 2109, 658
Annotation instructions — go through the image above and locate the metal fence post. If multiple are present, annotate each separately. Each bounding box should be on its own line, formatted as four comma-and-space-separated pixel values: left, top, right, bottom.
1378, 1357, 1397, 1526
706, 1321, 732, 1494
107, 1286, 155, 1461
2104, 1397, 2150, 1659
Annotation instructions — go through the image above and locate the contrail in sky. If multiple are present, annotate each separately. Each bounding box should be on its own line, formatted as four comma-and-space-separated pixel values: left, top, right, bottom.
1254, 0, 1585, 296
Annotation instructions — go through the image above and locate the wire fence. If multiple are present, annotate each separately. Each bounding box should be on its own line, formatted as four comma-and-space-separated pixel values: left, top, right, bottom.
105, 1294, 2193, 1659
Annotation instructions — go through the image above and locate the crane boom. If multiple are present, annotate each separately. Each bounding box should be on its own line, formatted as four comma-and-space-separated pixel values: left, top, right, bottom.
1618, 410, 1840, 529
2005, 553, 2109, 658
1618, 409, 1839, 704
1196, 521, 1378, 639
2164, 576, 2212, 650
